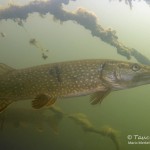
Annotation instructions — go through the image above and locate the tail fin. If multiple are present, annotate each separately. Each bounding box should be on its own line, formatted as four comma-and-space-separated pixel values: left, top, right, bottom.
0, 63, 15, 76
0, 63, 14, 112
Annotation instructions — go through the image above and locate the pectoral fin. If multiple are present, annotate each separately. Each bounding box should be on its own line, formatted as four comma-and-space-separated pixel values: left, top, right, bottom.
90, 89, 111, 105
32, 94, 56, 109
0, 99, 13, 112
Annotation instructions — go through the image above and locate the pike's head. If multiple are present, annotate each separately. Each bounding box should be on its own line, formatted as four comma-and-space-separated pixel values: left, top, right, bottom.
101, 61, 150, 90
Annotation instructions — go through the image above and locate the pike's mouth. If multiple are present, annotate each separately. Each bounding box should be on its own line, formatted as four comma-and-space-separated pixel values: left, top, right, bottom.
134, 74, 150, 83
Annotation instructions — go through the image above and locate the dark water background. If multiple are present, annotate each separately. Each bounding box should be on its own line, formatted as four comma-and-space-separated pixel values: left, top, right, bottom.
1, 0, 150, 150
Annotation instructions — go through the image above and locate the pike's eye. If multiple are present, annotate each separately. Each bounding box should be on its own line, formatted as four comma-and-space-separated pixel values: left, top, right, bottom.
132, 64, 141, 71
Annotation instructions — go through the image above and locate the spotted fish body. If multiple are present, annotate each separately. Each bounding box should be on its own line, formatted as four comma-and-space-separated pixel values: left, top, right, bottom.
1, 59, 150, 112
0, 60, 106, 101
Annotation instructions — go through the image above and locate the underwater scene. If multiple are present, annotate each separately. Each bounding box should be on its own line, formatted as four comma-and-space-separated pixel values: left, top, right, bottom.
1, 0, 150, 150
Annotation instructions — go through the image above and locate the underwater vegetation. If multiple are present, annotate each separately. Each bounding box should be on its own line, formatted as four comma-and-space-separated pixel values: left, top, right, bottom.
0, 0, 150, 64
0, 32, 5, 38
0, 105, 121, 150
110, 0, 150, 9
68, 113, 120, 150
0, 105, 65, 134
29, 38, 49, 60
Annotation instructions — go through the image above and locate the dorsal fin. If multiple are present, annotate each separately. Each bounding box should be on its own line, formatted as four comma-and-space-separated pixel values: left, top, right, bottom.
0, 63, 15, 75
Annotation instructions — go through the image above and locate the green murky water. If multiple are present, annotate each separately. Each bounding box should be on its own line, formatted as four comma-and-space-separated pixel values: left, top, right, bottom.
0, 0, 150, 150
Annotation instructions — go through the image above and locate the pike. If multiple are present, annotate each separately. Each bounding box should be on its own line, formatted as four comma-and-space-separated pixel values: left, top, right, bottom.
1, 59, 150, 112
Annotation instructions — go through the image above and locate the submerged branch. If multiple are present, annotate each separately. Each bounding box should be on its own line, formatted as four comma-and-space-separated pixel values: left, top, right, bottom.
68, 113, 121, 150
0, 0, 150, 64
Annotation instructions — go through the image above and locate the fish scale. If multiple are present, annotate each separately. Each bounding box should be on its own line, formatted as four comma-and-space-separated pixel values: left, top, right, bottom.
1, 59, 150, 112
